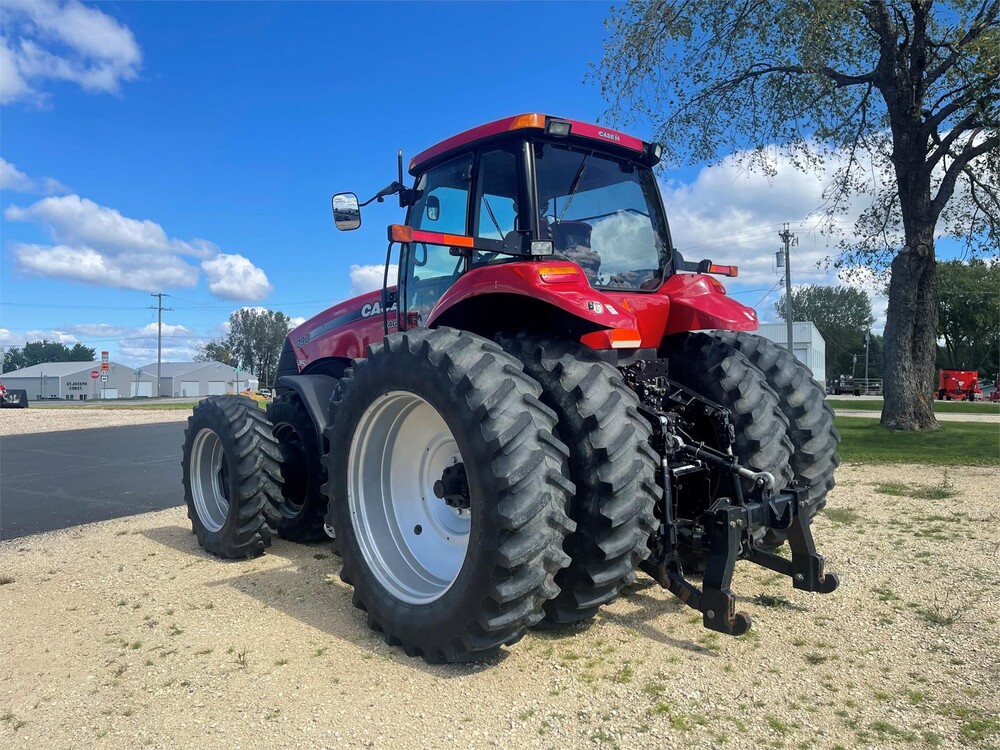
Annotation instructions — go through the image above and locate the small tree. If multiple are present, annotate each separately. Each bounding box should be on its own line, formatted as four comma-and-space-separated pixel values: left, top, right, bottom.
596, 0, 999, 430
206, 308, 291, 388
195, 341, 234, 366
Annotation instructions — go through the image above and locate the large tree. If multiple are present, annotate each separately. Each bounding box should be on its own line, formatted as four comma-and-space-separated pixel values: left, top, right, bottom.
775, 285, 876, 378
597, 0, 999, 430
204, 308, 291, 388
2, 340, 97, 372
936, 258, 1000, 372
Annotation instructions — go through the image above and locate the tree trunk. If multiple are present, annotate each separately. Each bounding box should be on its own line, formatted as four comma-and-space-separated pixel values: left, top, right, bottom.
881, 234, 939, 431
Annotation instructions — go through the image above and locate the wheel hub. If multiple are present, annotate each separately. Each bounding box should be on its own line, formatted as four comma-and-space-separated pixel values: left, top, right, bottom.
434, 462, 470, 510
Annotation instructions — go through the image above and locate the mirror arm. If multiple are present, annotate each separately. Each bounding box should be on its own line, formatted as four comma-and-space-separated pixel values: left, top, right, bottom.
361, 181, 413, 208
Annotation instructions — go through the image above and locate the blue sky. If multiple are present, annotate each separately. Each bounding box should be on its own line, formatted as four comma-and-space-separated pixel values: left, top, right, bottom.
0, 1, 962, 366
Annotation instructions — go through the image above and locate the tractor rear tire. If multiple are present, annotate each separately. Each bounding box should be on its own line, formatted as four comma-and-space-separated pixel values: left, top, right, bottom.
182, 395, 282, 558
267, 394, 330, 543
661, 332, 794, 505
500, 334, 659, 628
711, 331, 839, 547
324, 328, 575, 663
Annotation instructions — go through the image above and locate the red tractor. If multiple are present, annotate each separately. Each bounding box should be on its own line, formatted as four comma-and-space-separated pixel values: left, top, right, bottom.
181, 114, 839, 663
937, 369, 982, 401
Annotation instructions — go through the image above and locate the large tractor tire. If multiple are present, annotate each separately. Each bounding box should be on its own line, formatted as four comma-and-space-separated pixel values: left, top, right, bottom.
711, 331, 839, 547
181, 395, 282, 558
661, 333, 794, 545
500, 334, 659, 628
324, 328, 575, 663
267, 394, 330, 544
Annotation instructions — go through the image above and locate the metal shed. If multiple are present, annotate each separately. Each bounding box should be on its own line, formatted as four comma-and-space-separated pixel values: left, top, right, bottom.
0, 361, 156, 401
756, 322, 827, 387
140, 361, 257, 398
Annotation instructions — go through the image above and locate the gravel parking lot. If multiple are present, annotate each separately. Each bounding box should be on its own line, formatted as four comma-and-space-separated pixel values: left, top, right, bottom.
0, 407, 191, 437
2, 457, 998, 749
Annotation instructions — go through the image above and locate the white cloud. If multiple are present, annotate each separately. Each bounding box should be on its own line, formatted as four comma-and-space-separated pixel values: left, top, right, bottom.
0, 326, 80, 348
349, 264, 396, 296
201, 254, 273, 302
6, 193, 271, 299
0, 0, 142, 105
0, 157, 70, 194
660, 149, 893, 327
289, 316, 306, 328
6, 195, 216, 257
13, 242, 200, 292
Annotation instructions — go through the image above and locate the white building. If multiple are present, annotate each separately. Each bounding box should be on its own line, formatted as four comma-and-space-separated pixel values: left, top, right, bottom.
0, 361, 156, 401
140, 361, 257, 398
756, 322, 827, 387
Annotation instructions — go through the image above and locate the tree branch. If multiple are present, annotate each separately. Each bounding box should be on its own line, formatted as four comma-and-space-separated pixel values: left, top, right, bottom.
932, 129, 1000, 218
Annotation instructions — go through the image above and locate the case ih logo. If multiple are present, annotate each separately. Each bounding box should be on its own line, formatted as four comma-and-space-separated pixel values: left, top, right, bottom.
597, 130, 621, 142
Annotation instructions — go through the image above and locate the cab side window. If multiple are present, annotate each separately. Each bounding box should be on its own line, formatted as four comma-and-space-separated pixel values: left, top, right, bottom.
403, 154, 474, 324
472, 147, 522, 266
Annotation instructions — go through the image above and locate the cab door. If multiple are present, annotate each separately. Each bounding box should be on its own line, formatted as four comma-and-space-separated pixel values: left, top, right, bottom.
399, 154, 475, 330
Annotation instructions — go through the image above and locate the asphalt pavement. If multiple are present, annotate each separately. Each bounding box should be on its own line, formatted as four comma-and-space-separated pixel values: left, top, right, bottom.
1, 422, 187, 541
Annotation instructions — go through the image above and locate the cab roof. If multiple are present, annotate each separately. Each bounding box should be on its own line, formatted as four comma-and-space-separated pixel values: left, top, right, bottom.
408, 113, 659, 176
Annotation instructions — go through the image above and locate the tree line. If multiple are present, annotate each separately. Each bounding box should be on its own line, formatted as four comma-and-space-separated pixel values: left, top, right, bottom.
777, 259, 999, 383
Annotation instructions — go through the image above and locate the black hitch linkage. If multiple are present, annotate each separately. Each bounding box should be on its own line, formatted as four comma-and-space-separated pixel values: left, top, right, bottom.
622, 361, 839, 636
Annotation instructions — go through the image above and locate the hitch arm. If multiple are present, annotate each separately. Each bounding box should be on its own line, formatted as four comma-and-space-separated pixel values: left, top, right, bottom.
745, 508, 840, 594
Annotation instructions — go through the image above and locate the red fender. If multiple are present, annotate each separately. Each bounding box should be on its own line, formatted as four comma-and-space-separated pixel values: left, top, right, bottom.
427, 260, 641, 334
656, 274, 759, 335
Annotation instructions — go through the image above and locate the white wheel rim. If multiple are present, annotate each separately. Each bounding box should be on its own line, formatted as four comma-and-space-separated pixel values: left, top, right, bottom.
348, 391, 471, 604
190, 428, 230, 532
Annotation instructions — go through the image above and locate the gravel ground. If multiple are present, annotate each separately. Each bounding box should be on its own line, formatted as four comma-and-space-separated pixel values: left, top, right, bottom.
0, 408, 191, 437
1, 463, 998, 750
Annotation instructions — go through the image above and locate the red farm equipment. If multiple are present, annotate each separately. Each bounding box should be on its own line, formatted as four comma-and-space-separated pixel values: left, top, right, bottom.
937, 369, 983, 401
181, 114, 839, 663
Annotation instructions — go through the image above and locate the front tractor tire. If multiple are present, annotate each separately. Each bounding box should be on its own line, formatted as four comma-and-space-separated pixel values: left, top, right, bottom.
711, 331, 839, 547
267, 394, 330, 544
500, 334, 659, 628
324, 328, 575, 663
181, 395, 282, 558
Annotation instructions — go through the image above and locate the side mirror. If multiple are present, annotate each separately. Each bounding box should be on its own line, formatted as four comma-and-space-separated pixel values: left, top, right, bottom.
331, 193, 361, 231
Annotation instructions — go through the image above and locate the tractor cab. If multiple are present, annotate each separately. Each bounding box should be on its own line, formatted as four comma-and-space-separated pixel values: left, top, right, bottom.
332, 114, 738, 341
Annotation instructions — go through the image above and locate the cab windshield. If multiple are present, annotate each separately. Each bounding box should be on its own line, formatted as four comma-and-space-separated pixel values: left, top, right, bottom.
533, 143, 668, 290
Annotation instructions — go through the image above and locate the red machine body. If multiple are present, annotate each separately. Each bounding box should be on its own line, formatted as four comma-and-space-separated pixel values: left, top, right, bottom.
285, 113, 760, 376
289, 263, 759, 373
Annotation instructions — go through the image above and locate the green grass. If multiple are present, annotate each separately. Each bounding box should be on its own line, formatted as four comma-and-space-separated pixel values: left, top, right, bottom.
835, 417, 999, 466
828, 398, 1000, 414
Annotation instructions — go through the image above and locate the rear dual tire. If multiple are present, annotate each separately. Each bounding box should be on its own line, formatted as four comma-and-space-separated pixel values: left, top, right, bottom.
500, 334, 659, 628
324, 328, 575, 663
710, 331, 839, 546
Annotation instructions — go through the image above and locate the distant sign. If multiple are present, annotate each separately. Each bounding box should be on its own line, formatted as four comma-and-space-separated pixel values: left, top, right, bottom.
101, 374, 108, 382
100, 363, 109, 371
90, 371, 100, 379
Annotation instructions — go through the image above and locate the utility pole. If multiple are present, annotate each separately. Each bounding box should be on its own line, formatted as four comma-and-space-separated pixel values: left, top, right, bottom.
778, 223, 797, 356
150, 293, 173, 398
